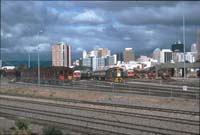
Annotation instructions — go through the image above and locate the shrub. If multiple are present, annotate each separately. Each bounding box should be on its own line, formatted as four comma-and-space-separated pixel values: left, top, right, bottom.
15, 119, 30, 130
42, 126, 63, 135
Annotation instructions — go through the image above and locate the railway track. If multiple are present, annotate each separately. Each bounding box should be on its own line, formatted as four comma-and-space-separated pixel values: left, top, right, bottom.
1, 95, 199, 116
13, 81, 199, 99
0, 96, 199, 135
0, 103, 198, 135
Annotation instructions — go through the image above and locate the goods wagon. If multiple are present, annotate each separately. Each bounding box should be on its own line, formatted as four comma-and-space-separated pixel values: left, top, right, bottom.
20, 67, 73, 84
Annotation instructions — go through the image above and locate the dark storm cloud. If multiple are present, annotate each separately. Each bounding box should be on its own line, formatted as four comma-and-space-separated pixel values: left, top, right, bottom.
1, 1, 200, 61
117, 2, 200, 26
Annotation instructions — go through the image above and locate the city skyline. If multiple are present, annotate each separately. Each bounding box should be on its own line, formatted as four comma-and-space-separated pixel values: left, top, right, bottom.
1, 1, 200, 61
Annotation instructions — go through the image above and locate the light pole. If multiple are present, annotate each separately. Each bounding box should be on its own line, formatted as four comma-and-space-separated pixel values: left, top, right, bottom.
182, 3, 186, 80
28, 52, 30, 68
37, 30, 43, 87
38, 47, 40, 86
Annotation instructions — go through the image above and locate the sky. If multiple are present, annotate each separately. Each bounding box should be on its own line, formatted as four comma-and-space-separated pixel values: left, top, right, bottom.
1, 0, 200, 61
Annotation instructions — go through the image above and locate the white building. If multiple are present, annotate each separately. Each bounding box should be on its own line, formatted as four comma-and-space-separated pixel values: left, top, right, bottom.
152, 48, 160, 63
160, 49, 172, 63
82, 50, 88, 59
173, 52, 195, 63
191, 43, 197, 53
1, 66, 15, 70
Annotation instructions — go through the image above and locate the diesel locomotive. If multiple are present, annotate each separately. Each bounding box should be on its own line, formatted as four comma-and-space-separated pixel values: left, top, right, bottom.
93, 67, 123, 82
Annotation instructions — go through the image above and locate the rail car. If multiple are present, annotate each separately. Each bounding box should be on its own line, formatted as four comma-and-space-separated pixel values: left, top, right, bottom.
19, 67, 73, 84
73, 70, 81, 80
123, 69, 140, 79
73, 70, 92, 80
93, 67, 123, 83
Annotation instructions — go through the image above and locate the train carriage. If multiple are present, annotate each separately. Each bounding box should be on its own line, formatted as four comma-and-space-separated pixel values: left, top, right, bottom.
19, 67, 73, 84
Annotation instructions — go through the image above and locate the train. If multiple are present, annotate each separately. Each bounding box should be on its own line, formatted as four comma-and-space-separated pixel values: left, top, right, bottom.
93, 67, 123, 83
4, 65, 200, 84
123, 69, 140, 79
1, 67, 73, 84
73, 70, 92, 80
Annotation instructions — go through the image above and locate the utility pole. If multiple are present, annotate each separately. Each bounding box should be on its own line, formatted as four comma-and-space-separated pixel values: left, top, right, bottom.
38, 47, 40, 87
182, 2, 186, 80
28, 52, 30, 68
37, 30, 43, 87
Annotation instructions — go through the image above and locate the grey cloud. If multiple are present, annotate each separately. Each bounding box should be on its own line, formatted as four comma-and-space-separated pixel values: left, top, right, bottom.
1, 1, 199, 61
117, 2, 200, 26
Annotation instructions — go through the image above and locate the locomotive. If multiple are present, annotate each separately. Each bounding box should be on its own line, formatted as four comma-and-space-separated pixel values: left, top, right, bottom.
93, 67, 123, 83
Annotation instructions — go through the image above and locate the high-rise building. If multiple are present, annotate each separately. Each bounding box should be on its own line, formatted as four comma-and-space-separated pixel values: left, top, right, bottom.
52, 42, 71, 67
117, 53, 123, 62
82, 57, 92, 68
123, 48, 135, 63
82, 50, 88, 59
97, 48, 110, 58
191, 43, 197, 53
160, 49, 172, 63
152, 48, 160, 63
171, 41, 184, 52
105, 56, 115, 66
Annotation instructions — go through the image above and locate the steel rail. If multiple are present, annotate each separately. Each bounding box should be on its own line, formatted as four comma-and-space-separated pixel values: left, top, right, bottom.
0, 105, 198, 135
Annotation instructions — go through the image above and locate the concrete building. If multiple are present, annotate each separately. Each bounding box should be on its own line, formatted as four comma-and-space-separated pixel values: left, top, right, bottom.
97, 48, 110, 58
88, 49, 98, 57
171, 41, 183, 52
117, 53, 123, 64
152, 48, 160, 63
105, 56, 115, 66
82, 50, 88, 59
82, 57, 92, 68
52, 42, 71, 67
123, 48, 135, 63
191, 43, 197, 53
173, 52, 195, 63
160, 49, 172, 63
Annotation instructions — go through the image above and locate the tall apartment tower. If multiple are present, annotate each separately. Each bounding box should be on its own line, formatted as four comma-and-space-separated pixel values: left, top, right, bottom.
97, 48, 110, 58
52, 42, 71, 67
123, 48, 135, 63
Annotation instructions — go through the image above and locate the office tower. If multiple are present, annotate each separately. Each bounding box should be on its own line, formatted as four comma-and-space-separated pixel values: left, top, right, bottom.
160, 49, 172, 63
52, 42, 71, 67
152, 48, 161, 63
171, 41, 184, 52
97, 48, 110, 58
123, 48, 135, 63
82, 50, 88, 59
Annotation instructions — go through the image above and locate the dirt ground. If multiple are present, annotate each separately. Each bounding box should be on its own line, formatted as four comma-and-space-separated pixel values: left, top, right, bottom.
0, 84, 199, 111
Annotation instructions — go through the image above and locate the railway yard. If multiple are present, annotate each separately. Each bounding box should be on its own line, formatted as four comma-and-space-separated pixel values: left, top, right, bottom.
0, 78, 199, 135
